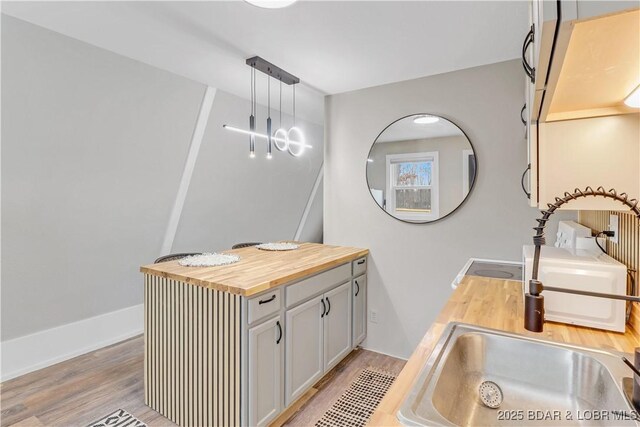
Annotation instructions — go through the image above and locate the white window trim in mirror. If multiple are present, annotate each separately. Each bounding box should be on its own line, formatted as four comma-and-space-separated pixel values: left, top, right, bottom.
385, 151, 439, 222
462, 149, 474, 196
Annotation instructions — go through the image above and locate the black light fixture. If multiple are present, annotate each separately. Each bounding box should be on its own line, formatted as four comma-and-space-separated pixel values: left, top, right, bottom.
249, 66, 256, 158
223, 56, 310, 159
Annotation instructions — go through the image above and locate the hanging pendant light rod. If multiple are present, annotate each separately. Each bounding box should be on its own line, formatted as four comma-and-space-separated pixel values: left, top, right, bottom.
224, 56, 307, 158
222, 125, 312, 148
246, 56, 300, 85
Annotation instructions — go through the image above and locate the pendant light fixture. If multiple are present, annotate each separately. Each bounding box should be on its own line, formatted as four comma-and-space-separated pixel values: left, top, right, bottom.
249, 66, 256, 158
266, 76, 272, 159
223, 56, 309, 159
273, 78, 289, 152
287, 84, 306, 157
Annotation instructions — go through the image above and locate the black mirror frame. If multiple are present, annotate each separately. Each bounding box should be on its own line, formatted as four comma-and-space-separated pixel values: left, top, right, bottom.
365, 113, 478, 225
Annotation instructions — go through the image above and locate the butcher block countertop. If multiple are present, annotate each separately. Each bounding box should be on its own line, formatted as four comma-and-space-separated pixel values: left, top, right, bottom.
369, 275, 640, 426
140, 242, 368, 297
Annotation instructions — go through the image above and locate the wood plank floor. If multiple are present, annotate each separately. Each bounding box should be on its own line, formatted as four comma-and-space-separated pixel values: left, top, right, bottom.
0, 336, 405, 427
281, 348, 405, 427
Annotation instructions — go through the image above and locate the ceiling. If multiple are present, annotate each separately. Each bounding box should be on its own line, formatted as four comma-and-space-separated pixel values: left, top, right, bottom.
376, 115, 463, 143
2, 1, 528, 124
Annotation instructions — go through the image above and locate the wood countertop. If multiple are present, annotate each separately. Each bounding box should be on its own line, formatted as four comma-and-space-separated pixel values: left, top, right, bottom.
140, 242, 368, 297
369, 275, 640, 426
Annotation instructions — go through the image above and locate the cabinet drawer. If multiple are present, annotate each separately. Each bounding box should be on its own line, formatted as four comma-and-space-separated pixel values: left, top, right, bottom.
352, 257, 367, 277
286, 263, 351, 308
248, 289, 281, 325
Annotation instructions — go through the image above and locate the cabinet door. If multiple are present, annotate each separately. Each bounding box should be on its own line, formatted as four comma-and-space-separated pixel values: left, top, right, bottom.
248, 314, 284, 427
323, 282, 352, 371
352, 275, 367, 348
249, 316, 284, 426
285, 295, 324, 407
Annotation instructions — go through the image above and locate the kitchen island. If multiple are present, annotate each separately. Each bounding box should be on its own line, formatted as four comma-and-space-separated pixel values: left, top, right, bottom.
369, 276, 640, 426
140, 242, 368, 427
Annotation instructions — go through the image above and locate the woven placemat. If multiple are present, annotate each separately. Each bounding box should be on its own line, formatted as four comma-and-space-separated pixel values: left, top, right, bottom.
315, 368, 397, 427
178, 252, 240, 267
256, 242, 300, 251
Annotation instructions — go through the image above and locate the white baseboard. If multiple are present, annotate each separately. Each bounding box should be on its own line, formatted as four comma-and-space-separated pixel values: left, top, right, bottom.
361, 343, 410, 362
0, 304, 143, 382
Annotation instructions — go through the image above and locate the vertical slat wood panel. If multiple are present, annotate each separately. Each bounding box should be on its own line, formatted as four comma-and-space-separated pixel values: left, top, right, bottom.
143, 274, 149, 405
144, 275, 242, 426
579, 211, 640, 325
579, 211, 639, 293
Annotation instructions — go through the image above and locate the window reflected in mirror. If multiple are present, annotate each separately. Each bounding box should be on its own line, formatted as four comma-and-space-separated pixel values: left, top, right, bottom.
366, 114, 476, 223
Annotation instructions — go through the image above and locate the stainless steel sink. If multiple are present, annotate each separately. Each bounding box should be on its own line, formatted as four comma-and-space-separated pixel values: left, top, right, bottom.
398, 323, 639, 426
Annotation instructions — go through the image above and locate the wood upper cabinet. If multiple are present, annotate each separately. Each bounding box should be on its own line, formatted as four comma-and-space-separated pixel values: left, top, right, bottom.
523, 0, 640, 209
323, 282, 352, 372
352, 275, 367, 348
528, 0, 638, 122
538, 115, 640, 210
285, 295, 324, 407
248, 314, 284, 427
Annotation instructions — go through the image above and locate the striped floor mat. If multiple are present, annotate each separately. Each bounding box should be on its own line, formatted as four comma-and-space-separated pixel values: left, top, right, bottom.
87, 409, 146, 427
315, 368, 397, 427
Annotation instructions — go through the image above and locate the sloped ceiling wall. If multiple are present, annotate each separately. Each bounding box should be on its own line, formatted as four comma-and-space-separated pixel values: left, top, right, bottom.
172, 90, 323, 253
1, 15, 323, 341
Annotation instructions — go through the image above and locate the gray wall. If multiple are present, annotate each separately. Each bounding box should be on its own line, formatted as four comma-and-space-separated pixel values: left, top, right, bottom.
324, 59, 576, 359
1, 15, 201, 340
1, 15, 323, 341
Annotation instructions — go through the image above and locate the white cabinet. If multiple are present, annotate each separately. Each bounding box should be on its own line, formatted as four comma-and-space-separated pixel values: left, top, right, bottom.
246, 260, 367, 425
323, 282, 352, 371
352, 275, 367, 347
284, 282, 354, 405
248, 314, 284, 427
284, 295, 324, 406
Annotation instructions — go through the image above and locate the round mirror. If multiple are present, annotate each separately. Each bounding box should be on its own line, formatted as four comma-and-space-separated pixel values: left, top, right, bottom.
366, 114, 476, 223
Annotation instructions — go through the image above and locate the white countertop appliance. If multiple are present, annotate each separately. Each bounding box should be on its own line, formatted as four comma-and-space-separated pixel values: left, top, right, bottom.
523, 246, 628, 332
554, 220, 591, 248
555, 220, 606, 252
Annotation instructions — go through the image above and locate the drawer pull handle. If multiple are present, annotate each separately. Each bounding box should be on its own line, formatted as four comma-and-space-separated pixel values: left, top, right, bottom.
325, 297, 331, 315
520, 104, 526, 126
321, 298, 326, 318
522, 25, 536, 83
276, 321, 282, 344
357, 259, 365, 265
258, 295, 276, 305
355, 280, 360, 297
521, 164, 531, 200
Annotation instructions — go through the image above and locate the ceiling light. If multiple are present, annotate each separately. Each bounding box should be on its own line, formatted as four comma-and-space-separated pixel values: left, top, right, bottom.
244, 0, 298, 9
413, 115, 440, 125
223, 57, 310, 159
624, 85, 640, 108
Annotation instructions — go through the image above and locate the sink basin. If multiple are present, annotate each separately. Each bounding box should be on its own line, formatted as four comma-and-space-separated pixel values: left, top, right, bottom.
398, 323, 639, 426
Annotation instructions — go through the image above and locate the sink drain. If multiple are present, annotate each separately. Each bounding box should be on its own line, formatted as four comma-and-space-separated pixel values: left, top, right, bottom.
479, 381, 503, 408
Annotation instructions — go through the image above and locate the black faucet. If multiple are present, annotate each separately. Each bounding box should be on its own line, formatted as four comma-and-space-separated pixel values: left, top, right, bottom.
524, 186, 640, 332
